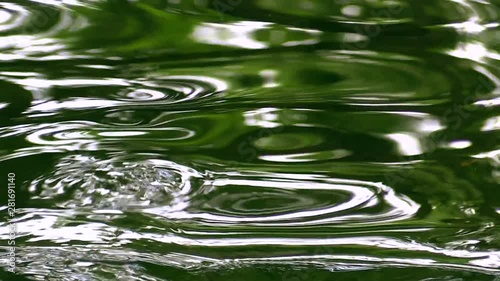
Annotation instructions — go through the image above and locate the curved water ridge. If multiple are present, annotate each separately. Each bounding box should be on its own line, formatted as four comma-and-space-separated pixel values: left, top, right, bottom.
22, 74, 227, 114
6, 49, 496, 118
20, 151, 419, 226
0, 0, 86, 60
0, 246, 498, 280
0, 0, 499, 280
148, 172, 420, 227
2, 162, 499, 278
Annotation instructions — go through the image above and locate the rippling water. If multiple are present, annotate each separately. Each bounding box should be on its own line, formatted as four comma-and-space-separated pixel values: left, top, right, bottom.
0, 0, 499, 280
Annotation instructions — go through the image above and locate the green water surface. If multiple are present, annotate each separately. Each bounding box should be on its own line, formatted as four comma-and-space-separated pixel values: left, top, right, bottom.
0, 0, 499, 280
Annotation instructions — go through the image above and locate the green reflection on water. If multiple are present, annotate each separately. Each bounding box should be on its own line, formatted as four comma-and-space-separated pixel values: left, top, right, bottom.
0, 0, 499, 280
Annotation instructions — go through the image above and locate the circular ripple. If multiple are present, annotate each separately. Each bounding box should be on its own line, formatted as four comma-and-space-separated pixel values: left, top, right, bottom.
118, 88, 169, 102
0, 1, 83, 61
221, 51, 496, 106
118, 75, 227, 104
30, 75, 227, 115
21, 121, 197, 150
28, 153, 204, 210
0, 3, 28, 32
104, 75, 225, 105
152, 173, 420, 226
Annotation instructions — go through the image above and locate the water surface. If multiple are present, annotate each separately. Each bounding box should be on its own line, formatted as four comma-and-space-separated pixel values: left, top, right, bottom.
0, 0, 499, 280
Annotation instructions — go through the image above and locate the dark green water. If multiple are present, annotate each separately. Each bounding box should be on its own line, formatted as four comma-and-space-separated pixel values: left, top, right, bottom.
0, 0, 499, 280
